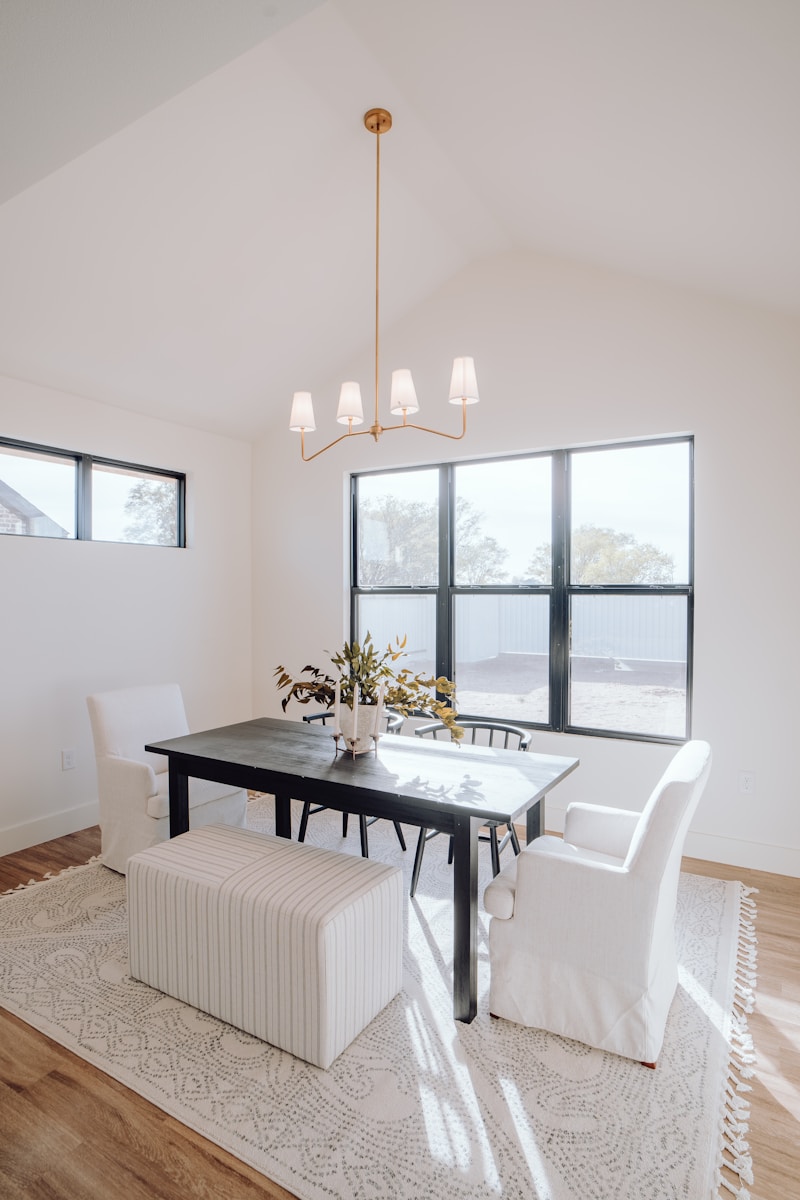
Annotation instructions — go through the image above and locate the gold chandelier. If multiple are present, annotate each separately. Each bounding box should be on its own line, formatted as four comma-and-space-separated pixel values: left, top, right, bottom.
289, 109, 479, 462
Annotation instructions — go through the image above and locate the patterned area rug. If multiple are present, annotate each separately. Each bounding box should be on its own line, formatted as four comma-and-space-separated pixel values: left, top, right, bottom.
0, 799, 756, 1200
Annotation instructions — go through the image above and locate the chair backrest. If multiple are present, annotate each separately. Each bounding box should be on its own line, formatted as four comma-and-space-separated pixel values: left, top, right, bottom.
621, 739, 712, 972
624, 740, 712, 878
303, 709, 404, 733
87, 684, 189, 775
626, 739, 711, 935
415, 719, 531, 751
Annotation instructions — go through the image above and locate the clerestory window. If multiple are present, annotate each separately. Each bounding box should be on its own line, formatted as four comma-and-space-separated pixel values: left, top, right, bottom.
0, 437, 185, 547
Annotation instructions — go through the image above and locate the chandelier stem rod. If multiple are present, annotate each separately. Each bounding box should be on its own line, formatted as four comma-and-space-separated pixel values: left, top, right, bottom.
374, 120, 381, 431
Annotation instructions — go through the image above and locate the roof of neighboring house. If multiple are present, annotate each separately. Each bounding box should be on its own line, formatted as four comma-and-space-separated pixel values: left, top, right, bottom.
0, 478, 70, 537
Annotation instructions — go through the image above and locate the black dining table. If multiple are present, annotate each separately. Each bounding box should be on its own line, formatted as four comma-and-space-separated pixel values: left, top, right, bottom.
146, 716, 579, 1023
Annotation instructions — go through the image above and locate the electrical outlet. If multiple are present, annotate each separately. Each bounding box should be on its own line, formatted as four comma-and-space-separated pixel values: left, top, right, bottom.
738, 771, 755, 796
61, 748, 76, 771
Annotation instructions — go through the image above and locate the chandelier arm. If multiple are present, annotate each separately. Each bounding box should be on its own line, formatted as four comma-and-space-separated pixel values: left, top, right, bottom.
299, 425, 375, 462
378, 423, 468, 442
380, 399, 469, 441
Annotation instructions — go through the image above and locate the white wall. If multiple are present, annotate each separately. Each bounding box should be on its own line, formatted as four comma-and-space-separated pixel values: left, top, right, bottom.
3, 248, 798, 875
0, 375, 253, 854
253, 249, 800, 877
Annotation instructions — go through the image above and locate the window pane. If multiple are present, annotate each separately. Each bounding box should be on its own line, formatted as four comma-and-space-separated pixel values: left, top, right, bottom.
356, 593, 437, 678
569, 595, 688, 737
455, 594, 549, 722
356, 469, 438, 586
571, 442, 691, 584
92, 465, 179, 545
454, 457, 551, 585
0, 446, 76, 537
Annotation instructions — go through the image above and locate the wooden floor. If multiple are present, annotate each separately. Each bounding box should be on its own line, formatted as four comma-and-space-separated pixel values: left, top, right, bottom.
0, 829, 798, 1199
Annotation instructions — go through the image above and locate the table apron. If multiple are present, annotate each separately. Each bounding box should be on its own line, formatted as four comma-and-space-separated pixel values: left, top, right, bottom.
158, 752, 537, 841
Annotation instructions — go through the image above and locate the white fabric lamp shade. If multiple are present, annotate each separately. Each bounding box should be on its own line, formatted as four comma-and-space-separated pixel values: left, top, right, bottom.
290, 392, 316, 432
448, 356, 480, 405
389, 368, 420, 415
336, 381, 364, 426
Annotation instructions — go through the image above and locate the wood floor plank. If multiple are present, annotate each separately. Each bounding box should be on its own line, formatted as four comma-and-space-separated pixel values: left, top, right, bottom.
1, 832, 798, 1199
0, 828, 101, 894
24, 1071, 267, 1200
0, 1076, 83, 1190
0, 1009, 290, 1200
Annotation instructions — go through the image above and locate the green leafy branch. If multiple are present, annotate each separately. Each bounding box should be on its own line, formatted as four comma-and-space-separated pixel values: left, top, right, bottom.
274, 632, 463, 740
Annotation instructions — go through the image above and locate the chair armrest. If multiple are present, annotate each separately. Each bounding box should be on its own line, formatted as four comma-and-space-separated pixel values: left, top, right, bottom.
484, 834, 623, 921
483, 859, 519, 919
511, 841, 658, 981
97, 756, 158, 803
563, 802, 640, 859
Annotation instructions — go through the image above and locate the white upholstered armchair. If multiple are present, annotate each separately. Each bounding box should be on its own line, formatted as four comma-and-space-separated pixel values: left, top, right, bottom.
484, 740, 712, 1065
87, 684, 247, 874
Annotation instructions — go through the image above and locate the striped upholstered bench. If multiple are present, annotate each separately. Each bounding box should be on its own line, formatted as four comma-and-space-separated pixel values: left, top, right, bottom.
127, 823, 404, 1069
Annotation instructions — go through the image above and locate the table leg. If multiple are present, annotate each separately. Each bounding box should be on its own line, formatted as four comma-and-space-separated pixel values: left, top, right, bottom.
526, 797, 544, 844
169, 762, 190, 837
275, 793, 292, 839
452, 812, 478, 1023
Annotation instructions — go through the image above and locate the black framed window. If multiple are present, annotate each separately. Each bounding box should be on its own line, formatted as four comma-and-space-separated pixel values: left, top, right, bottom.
351, 436, 693, 743
0, 437, 185, 547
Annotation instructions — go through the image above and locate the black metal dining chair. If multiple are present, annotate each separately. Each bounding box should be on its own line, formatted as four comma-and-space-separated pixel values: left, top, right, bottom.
410, 719, 532, 898
298, 710, 407, 857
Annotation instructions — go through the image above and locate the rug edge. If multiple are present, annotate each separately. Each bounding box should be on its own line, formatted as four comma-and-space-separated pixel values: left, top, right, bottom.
713, 882, 758, 1200
1, 855, 102, 895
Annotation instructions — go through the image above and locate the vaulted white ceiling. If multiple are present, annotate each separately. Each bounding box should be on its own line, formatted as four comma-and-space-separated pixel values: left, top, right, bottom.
2, 0, 799, 439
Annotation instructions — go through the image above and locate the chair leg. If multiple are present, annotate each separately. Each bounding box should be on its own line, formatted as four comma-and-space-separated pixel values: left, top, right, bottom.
447, 835, 454, 865
509, 823, 521, 855
359, 814, 369, 858
342, 812, 349, 836
410, 827, 428, 898
392, 821, 407, 852
298, 801, 311, 843
489, 827, 501, 877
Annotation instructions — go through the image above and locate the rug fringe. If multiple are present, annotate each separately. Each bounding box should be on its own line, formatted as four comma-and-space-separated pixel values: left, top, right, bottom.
715, 884, 758, 1199
1, 855, 101, 895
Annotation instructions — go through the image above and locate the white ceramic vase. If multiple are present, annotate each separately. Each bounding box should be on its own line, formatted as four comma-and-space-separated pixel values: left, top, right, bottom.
338, 703, 381, 755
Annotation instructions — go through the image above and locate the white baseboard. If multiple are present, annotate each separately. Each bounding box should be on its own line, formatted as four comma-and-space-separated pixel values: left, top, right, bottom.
682, 829, 800, 879
0, 801, 99, 858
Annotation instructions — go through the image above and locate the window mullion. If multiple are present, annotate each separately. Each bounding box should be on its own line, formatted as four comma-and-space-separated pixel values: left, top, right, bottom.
436, 465, 452, 685
78, 454, 92, 540
349, 475, 358, 641
176, 473, 186, 548
550, 449, 568, 730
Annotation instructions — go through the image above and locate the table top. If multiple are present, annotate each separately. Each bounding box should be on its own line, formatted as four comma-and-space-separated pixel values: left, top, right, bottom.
146, 715, 579, 828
